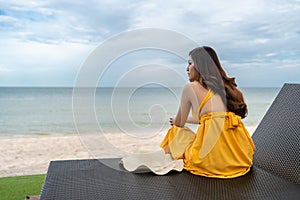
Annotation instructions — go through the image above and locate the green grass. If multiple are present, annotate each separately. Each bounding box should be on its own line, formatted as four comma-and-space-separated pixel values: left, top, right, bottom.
0, 174, 45, 200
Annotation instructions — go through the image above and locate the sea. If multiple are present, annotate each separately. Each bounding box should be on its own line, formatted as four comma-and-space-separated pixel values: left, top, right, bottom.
0, 87, 280, 136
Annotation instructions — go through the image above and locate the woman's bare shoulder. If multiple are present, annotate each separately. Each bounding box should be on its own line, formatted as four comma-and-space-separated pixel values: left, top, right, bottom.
184, 82, 207, 92
182, 82, 208, 98
183, 81, 201, 88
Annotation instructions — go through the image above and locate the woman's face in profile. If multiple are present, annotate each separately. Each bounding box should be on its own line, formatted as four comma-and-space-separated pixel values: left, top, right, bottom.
187, 56, 198, 82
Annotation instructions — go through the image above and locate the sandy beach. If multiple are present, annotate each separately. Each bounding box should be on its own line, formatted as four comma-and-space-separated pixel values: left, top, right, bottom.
0, 126, 256, 178
0, 135, 91, 178
0, 132, 164, 178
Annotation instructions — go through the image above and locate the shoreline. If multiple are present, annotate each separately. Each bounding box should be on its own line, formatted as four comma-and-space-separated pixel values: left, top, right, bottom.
0, 126, 257, 178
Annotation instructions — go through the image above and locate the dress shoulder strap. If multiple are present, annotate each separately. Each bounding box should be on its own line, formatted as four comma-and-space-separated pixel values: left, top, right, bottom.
197, 90, 214, 114
192, 90, 214, 120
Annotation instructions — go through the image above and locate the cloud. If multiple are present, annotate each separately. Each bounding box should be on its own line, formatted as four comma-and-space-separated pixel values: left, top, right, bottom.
0, 37, 95, 86
0, 64, 14, 72
0, 0, 137, 44
0, 0, 299, 87
97, 48, 188, 87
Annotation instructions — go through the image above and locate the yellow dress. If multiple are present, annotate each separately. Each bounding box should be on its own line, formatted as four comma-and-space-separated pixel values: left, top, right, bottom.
160, 90, 255, 178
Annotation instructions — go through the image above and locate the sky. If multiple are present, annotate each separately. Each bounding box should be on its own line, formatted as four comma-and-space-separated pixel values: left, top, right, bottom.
0, 0, 299, 87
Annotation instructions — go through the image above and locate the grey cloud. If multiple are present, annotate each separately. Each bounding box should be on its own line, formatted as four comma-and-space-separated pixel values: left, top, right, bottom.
0, 0, 299, 87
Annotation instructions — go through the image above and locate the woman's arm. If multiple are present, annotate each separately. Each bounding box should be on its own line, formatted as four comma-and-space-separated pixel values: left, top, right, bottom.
173, 84, 192, 127
170, 115, 199, 125
186, 116, 200, 124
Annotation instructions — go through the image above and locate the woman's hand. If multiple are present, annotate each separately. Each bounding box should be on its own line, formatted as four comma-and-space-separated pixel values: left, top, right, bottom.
169, 117, 174, 126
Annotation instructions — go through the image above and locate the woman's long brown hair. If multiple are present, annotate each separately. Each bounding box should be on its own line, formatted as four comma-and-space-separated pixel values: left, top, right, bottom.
189, 46, 248, 118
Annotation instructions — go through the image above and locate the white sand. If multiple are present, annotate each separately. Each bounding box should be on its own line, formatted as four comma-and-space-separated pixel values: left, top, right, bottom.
0, 126, 256, 178
0, 133, 164, 178
0, 135, 92, 178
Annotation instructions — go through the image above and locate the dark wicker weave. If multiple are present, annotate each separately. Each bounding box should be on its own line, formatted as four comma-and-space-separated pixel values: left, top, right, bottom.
252, 84, 300, 185
40, 84, 300, 200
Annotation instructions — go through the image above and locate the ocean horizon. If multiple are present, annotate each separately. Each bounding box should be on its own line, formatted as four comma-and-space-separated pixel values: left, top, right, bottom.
0, 86, 280, 136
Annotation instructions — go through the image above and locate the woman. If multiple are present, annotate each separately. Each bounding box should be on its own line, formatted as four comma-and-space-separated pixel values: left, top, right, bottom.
160, 46, 255, 178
